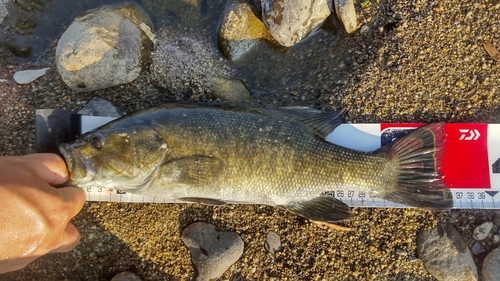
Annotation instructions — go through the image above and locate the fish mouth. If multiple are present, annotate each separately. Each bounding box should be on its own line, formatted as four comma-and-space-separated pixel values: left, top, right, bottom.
59, 143, 96, 186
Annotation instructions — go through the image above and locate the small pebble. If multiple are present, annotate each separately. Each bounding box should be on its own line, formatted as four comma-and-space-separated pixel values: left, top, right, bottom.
111, 271, 142, 281
473, 222, 493, 241
360, 25, 370, 34
494, 235, 500, 244
77, 97, 125, 117
13, 68, 50, 84
471, 241, 485, 255
264, 231, 282, 255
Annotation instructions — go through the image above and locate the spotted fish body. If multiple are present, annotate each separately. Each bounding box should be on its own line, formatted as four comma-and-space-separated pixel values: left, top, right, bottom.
60, 104, 453, 222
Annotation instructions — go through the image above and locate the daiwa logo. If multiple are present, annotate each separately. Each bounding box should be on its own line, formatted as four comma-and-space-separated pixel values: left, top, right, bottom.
459, 129, 480, 140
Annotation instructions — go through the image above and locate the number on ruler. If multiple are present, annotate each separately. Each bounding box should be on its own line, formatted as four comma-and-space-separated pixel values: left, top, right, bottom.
359, 192, 366, 198
467, 192, 474, 200
446, 192, 453, 200
86, 187, 91, 192
337, 191, 344, 197
348, 191, 354, 197
456, 192, 463, 199
97, 187, 102, 193
478, 192, 486, 200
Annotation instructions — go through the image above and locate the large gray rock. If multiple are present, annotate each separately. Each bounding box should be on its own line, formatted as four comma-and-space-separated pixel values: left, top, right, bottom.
483, 247, 500, 281
210, 76, 252, 103
181, 222, 244, 281
261, 0, 330, 47
56, 3, 154, 92
219, 1, 274, 61
333, 0, 357, 33
417, 222, 478, 281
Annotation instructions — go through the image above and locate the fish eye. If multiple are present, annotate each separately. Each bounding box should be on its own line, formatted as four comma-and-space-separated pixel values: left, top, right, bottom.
90, 134, 104, 149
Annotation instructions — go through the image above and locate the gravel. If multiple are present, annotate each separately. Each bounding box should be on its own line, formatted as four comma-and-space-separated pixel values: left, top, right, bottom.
1, 0, 500, 280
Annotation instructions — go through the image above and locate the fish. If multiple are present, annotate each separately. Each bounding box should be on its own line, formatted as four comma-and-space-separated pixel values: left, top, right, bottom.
59, 104, 453, 222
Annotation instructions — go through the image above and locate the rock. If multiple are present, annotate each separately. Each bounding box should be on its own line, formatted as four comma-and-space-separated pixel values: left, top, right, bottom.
484, 42, 500, 61
333, 0, 358, 33
0, 0, 8, 24
181, 222, 244, 281
77, 97, 124, 117
111, 272, 142, 281
471, 241, 486, 255
483, 247, 500, 281
264, 231, 282, 255
150, 30, 233, 101
417, 222, 478, 281
492, 215, 500, 226
473, 222, 493, 241
210, 76, 252, 102
261, 0, 331, 47
359, 25, 369, 35
219, 1, 274, 61
56, 3, 154, 92
13, 67, 50, 84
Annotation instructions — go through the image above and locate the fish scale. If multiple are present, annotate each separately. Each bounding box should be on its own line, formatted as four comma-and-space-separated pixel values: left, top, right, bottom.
151, 107, 382, 202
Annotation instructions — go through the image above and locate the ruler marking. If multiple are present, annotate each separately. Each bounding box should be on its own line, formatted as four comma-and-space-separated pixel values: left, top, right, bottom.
83, 188, 500, 209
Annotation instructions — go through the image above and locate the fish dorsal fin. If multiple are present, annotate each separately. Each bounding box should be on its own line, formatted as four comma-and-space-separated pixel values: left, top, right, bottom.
283, 195, 352, 222
178, 197, 227, 206
159, 155, 224, 187
275, 107, 343, 139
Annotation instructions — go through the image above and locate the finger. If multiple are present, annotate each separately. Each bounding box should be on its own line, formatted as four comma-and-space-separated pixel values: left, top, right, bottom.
22, 153, 69, 185
50, 222, 81, 253
57, 186, 86, 218
0, 257, 38, 274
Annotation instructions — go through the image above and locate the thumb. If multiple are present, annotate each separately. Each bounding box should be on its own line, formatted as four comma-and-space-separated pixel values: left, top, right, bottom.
22, 154, 69, 185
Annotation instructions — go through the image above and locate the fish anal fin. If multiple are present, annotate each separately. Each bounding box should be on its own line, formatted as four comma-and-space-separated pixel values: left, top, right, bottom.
160, 155, 224, 186
178, 197, 227, 206
283, 195, 352, 222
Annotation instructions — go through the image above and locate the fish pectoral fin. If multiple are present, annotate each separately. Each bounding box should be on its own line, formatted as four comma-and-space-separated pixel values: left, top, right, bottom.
178, 197, 227, 206
275, 107, 342, 139
160, 155, 224, 186
283, 195, 352, 222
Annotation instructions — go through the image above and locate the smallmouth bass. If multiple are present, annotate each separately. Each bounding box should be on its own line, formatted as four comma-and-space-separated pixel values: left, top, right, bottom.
59, 104, 453, 222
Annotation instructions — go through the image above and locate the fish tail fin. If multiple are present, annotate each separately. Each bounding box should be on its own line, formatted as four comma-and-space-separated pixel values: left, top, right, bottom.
380, 123, 453, 210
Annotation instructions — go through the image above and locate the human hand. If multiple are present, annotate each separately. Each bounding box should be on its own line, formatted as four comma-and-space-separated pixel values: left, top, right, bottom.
0, 153, 86, 274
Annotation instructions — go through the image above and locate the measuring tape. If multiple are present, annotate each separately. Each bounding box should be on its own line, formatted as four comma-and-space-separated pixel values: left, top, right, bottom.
35, 111, 500, 209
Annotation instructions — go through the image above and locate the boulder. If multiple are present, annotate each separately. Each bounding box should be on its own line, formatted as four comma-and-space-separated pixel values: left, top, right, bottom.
56, 3, 154, 92
261, 0, 330, 47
